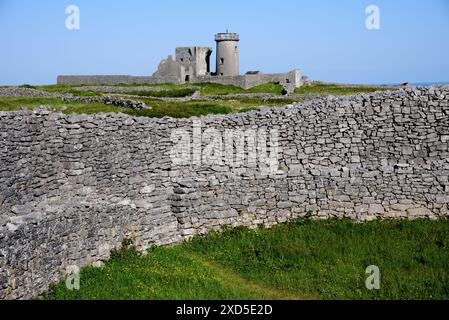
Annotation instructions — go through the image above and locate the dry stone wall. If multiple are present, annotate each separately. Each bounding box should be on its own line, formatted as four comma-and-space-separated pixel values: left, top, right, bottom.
1, 86, 449, 299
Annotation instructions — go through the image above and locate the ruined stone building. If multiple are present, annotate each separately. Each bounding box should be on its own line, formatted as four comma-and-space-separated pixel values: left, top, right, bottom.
58, 32, 302, 90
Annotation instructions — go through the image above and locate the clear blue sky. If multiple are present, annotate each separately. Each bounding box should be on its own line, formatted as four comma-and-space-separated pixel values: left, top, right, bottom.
0, 0, 448, 85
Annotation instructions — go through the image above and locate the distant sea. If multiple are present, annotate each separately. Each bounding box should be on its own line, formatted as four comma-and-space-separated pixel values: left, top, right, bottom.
412, 82, 449, 86
383, 82, 449, 87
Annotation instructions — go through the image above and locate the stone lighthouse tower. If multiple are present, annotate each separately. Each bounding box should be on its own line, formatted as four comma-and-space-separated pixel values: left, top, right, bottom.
215, 32, 240, 77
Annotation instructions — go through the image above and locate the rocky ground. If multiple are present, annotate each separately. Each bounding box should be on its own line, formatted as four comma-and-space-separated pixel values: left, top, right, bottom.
69, 86, 316, 104
0, 87, 150, 110
0, 83, 399, 118
61, 95, 148, 110
71, 85, 201, 93
0, 87, 62, 98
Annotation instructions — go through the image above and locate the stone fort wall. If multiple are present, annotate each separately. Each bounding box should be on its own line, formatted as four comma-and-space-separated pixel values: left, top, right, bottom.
1, 86, 449, 299
56, 70, 301, 89
56, 75, 182, 85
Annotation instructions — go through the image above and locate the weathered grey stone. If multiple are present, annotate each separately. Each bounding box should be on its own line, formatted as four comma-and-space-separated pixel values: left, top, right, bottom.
354, 205, 368, 214
140, 184, 155, 194
407, 207, 433, 217
390, 203, 414, 211
435, 196, 449, 204
368, 204, 385, 214
0, 86, 448, 300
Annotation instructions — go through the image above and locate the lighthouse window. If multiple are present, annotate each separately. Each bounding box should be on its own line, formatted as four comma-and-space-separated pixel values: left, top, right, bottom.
220, 58, 224, 64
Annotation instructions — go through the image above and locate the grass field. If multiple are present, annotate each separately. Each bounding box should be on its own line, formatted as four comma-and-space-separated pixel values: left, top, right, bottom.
41, 218, 449, 300
0, 96, 295, 118
294, 83, 394, 95
1, 83, 396, 119
25, 82, 393, 97
22, 82, 286, 96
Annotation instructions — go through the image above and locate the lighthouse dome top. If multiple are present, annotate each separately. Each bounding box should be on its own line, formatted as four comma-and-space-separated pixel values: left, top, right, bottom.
215, 32, 239, 41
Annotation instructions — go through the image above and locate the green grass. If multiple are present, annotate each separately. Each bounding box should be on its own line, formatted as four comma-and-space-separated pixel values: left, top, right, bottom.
85, 82, 284, 96
28, 82, 285, 97
197, 82, 285, 96
125, 88, 197, 98
0, 96, 294, 118
0, 97, 110, 112
18, 82, 395, 97
128, 100, 233, 118
21, 84, 103, 97
0, 97, 232, 118
122, 97, 295, 118
1, 82, 397, 119
294, 83, 395, 95
102, 82, 284, 95
15, 82, 395, 99
246, 82, 285, 95
41, 218, 449, 300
